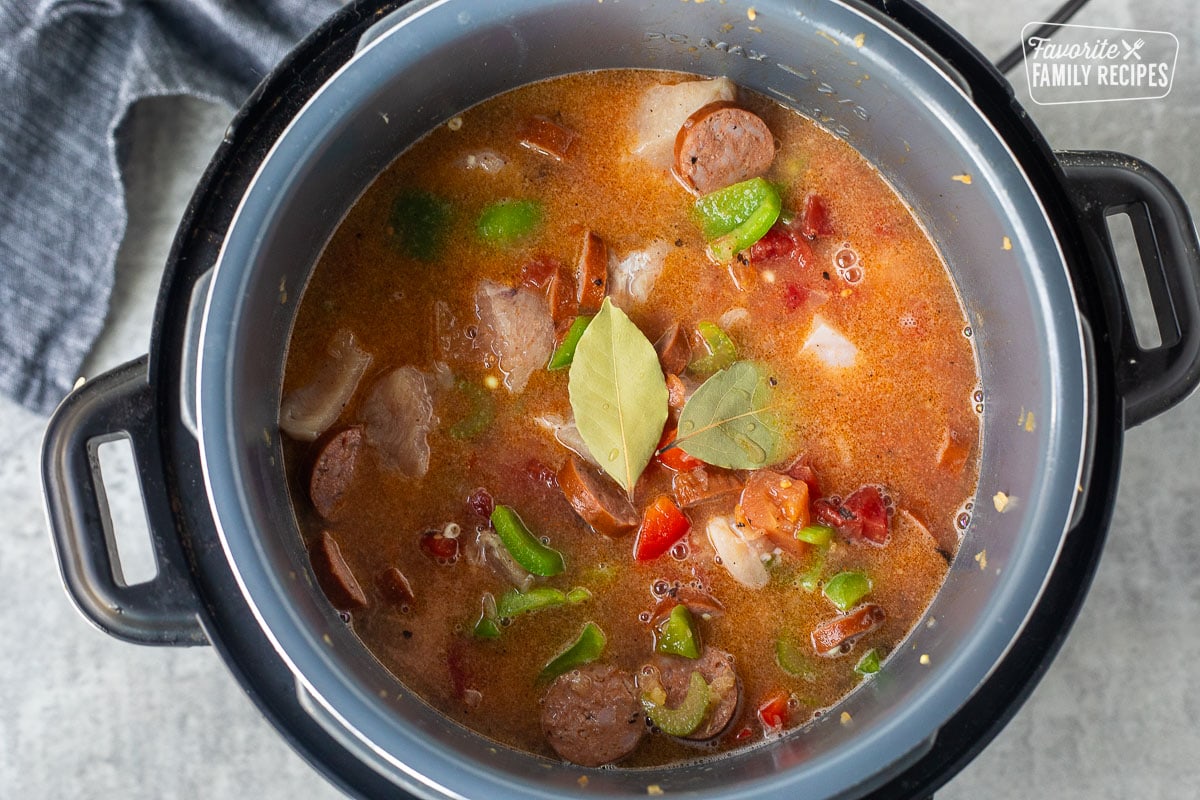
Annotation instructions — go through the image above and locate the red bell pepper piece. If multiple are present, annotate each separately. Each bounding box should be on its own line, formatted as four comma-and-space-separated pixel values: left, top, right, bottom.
633, 495, 691, 561
756, 690, 791, 730
656, 426, 703, 472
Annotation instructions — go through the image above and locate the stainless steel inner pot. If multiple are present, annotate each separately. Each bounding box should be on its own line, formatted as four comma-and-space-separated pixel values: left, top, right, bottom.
192, 1, 1088, 797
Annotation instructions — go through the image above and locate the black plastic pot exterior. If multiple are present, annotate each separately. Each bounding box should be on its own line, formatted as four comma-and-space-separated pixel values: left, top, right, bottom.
40, 1, 1200, 799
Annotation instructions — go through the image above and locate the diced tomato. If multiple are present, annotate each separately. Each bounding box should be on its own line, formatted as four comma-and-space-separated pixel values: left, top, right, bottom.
656, 426, 703, 472
747, 223, 814, 272
799, 192, 834, 238
466, 487, 494, 519
738, 470, 811, 556
518, 255, 560, 289
633, 495, 691, 561
420, 529, 460, 563
756, 690, 791, 730
783, 283, 809, 312
814, 485, 890, 546
733, 725, 755, 741
783, 456, 822, 498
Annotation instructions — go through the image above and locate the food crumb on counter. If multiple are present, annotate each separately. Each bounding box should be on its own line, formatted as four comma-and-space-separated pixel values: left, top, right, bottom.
647, 785, 664, 796
853, 33, 865, 48
578, 775, 589, 788
817, 30, 840, 46
447, 116, 463, 131
993, 491, 1010, 512
975, 549, 988, 570
919, 654, 931, 665
951, 173, 972, 185
747, 6, 757, 20
1002, 235, 1013, 251
840, 711, 852, 725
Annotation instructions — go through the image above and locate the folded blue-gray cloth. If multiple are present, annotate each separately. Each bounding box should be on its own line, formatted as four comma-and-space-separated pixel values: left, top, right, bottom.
0, 0, 338, 414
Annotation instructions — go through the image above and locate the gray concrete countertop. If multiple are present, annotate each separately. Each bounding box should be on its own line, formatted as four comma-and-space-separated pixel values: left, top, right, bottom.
3, 0, 1197, 797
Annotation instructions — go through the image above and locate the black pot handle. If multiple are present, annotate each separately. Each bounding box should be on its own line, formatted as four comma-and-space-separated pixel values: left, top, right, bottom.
42, 355, 207, 646
1058, 150, 1200, 428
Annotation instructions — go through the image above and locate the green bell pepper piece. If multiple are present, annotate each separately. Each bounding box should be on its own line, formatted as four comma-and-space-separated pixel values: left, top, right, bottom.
655, 604, 702, 659
824, 571, 872, 612
795, 546, 827, 593
775, 635, 816, 680
687, 321, 738, 376
854, 648, 882, 675
539, 622, 606, 682
795, 523, 836, 547
693, 177, 781, 262
641, 670, 711, 737
448, 378, 494, 439
547, 315, 593, 370
477, 199, 541, 245
490, 505, 566, 577
392, 190, 452, 262
495, 586, 566, 619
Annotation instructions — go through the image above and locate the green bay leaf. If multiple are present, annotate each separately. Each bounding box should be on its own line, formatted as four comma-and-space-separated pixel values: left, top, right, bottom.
676, 361, 784, 469
568, 298, 669, 494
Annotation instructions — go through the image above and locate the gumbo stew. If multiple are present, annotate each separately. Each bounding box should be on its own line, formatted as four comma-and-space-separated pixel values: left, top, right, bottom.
280, 70, 981, 768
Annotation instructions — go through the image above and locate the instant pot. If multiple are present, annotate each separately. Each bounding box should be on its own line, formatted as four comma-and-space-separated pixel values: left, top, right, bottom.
41, 1, 1200, 798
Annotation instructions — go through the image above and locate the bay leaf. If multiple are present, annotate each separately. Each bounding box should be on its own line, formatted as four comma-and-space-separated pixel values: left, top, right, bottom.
568, 298, 669, 495
675, 361, 783, 469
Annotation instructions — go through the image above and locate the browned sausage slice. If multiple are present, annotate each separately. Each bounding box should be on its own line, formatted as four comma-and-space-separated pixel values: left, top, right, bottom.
309, 426, 363, 521
519, 115, 578, 161
674, 102, 776, 194
310, 531, 367, 610
378, 566, 415, 610
672, 466, 742, 509
654, 322, 692, 376
811, 603, 886, 657
546, 259, 578, 331
576, 230, 609, 314
649, 647, 741, 740
557, 456, 639, 537
540, 664, 645, 766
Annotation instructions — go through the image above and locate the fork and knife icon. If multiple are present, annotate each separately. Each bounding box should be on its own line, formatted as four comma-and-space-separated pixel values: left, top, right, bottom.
1121, 38, 1146, 60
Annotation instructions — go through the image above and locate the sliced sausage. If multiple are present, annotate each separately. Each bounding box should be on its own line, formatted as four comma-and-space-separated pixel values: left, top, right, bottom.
546, 259, 578, 331
519, 115, 578, 161
650, 586, 725, 625
540, 664, 644, 766
310, 531, 367, 610
378, 566, 415, 609
557, 455, 639, 537
811, 603, 886, 657
654, 322, 692, 376
672, 466, 742, 509
649, 647, 741, 740
309, 426, 363, 521
674, 102, 775, 195
576, 230, 609, 314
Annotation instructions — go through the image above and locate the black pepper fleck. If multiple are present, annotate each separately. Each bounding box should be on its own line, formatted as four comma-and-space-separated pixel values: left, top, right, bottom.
822, 271, 831, 280
402, 630, 413, 639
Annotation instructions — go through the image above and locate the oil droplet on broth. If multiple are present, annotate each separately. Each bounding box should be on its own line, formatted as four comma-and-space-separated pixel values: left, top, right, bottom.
608, 448, 620, 462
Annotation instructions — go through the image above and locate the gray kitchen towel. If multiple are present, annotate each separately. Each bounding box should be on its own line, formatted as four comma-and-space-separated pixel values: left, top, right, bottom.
0, 0, 340, 415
